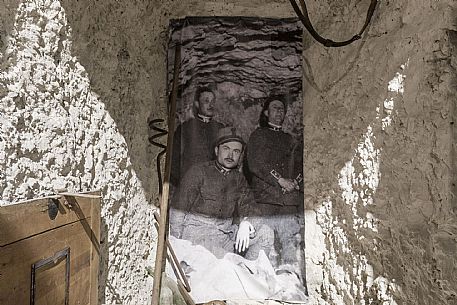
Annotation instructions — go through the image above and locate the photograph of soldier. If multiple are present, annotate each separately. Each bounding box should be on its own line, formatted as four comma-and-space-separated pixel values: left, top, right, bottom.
245, 95, 305, 285
170, 86, 224, 186
165, 16, 306, 302
169, 127, 273, 259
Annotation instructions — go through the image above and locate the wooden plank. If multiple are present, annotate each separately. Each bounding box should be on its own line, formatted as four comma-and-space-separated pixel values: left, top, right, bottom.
58, 192, 101, 199
0, 196, 93, 246
14, 195, 62, 204
89, 192, 101, 305
35, 260, 67, 305
0, 220, 93, 305
0, 192, 100, 305
151, 43, 181, 305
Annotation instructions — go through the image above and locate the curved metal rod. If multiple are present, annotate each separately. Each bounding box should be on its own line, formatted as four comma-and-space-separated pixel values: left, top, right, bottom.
148, 118, 168, 194
289, 0, 378, 47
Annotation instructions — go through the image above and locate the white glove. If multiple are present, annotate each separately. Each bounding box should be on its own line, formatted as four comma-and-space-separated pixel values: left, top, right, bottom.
235, 220, 255, 253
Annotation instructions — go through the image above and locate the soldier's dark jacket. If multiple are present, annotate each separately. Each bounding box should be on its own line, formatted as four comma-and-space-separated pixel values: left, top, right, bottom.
171, 117, 224, 186
170, 160, 255, 238
246, 126, 303, 211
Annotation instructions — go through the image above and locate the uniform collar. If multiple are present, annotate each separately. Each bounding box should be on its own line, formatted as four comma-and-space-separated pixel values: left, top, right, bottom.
214, 161, 231, 176
197, 114, 212, 123
267, 122, 282, 131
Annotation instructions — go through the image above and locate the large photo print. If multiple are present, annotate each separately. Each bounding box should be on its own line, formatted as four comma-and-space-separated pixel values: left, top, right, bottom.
167, 17, 306, 303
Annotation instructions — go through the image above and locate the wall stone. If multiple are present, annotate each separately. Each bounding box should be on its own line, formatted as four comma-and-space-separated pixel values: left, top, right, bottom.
0, 1, 155, 303
1, 0, 456, 304
302, 1, 457, 304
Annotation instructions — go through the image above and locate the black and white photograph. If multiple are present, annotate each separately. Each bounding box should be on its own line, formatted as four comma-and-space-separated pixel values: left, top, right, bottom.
167, 16, 307, 303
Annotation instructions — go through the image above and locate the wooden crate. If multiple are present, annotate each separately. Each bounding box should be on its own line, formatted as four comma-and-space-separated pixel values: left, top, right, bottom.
0, 192, 101, 305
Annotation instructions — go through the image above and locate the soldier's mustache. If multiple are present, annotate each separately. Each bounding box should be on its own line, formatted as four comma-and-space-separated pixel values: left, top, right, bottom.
224, 158, 234, 162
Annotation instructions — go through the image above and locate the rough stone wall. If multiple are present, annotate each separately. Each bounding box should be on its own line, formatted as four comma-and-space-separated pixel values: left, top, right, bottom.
1, 0, 456, 305
0, 1, 154, 304
302, 0, 457, 304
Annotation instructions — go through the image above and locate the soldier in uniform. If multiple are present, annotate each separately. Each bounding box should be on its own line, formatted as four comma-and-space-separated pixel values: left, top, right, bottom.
171, 86, 224, 186
170, 127, 273, 259
246, 96, 304, 277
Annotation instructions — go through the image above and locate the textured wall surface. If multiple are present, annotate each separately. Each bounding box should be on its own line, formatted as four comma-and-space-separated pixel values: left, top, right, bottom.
301, 1, 457, 304
1, 0, 456, 304
0, 1, 155, 303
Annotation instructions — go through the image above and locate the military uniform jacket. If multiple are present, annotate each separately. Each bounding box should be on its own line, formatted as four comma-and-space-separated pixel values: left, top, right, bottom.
171, 117, 224, 186
170, 161, 256, 237
246, 126, 303, 208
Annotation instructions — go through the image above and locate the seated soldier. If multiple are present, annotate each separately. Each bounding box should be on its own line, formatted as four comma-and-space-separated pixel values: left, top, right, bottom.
170, 127, 273, 260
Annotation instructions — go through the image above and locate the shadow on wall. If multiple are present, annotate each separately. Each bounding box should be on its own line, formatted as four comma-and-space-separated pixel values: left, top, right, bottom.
1, 0, 157, 303
58, 0, 161, 203
306, 43, 457, 303
305, 64, 408, 304
50, 2, 173, 299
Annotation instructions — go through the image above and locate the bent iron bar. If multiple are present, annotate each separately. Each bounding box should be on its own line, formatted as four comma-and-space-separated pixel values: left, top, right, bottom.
148, 118, 168, 194
289, 0, 378, 47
